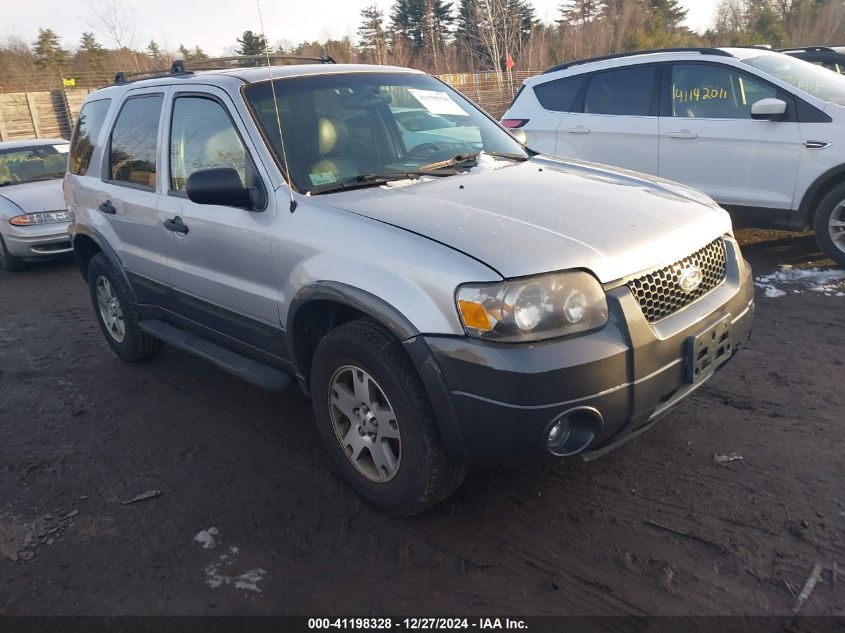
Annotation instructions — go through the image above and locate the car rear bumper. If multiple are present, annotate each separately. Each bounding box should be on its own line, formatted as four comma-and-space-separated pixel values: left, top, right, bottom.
409, 238, 755, 462
2, 222, 73, 258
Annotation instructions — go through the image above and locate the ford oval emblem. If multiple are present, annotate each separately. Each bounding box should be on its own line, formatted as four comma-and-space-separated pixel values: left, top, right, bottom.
678, 266, 704, 293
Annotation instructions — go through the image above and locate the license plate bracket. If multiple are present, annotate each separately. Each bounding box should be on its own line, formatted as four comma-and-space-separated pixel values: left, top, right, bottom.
685, 314, 732, 383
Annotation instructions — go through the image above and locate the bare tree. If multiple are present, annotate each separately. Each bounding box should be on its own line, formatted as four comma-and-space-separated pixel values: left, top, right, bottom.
81, 0, 138, 50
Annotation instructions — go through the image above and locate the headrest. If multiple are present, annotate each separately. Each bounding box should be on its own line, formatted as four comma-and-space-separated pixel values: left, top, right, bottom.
204, 127, 245, 163
317, 116, 350, 155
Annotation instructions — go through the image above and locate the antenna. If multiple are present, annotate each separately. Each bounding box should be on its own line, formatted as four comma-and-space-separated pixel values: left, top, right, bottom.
256, 0, 297, 213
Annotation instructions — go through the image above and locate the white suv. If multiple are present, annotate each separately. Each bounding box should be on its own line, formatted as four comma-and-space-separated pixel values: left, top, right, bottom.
502, 47, 845, 265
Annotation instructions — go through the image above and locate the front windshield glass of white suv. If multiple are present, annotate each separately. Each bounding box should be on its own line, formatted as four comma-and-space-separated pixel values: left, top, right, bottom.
743, 53, 845, 103
0, 145, 68, 187
244, 72, 528, 193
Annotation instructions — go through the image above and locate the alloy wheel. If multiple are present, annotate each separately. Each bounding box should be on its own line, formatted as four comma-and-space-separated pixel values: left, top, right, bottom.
95, 276, 126, 343
328, 364, 402, 482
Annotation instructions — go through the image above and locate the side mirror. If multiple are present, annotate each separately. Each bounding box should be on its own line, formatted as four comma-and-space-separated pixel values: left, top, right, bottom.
751, 98, 787, 121
186, 167, 251, 207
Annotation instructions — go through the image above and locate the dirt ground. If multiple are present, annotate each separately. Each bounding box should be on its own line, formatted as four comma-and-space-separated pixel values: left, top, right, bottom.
0, 228, 842, 617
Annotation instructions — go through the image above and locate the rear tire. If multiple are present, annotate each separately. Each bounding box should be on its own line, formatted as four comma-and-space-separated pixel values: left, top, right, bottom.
0, 233, 26, 272
87, 253, 163, 362
814, 182, 845, 266
310, 318, 466, 516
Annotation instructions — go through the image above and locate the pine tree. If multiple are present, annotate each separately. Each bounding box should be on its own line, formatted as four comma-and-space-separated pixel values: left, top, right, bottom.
33, 28, 69, 69
651, 0, 688, 30
358, 5, 387, 64
558, 0, 605, 26
177, 44, 191, 60
147, 39, 162, 63
79, 32, 105, 71
390, 0, 453, 55
236, 30, 269, 56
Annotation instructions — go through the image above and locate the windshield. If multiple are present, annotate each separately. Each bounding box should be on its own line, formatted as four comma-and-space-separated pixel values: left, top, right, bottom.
0, 144, 68, 187
743, 53, 845, 103
243, 72, 527, 193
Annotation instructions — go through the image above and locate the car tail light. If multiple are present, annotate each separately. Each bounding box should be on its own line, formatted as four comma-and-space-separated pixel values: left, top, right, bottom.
500, 118, 529, 129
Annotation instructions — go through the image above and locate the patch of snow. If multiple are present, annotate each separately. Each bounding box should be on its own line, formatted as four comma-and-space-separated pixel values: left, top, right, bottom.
194, 527, 219, 550
762, 286, 786, 298
203, 546, 265, 592
754, 265, 845, 298
380, 176, 435, 189
469, 152, 510, 174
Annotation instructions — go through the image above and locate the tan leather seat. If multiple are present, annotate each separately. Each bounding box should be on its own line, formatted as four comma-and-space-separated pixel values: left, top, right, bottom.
309, 116, 364, 183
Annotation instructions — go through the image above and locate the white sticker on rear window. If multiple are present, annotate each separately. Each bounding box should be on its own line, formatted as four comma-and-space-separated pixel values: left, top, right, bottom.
53, 144, 70, 154
408, 89, 468, 116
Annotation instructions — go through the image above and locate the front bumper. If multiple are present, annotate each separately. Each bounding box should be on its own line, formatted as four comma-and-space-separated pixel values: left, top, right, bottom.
409, 238, 754, 462
2, 222, 73, 259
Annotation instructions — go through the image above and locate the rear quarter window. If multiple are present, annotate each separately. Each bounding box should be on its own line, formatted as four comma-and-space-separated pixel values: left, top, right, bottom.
533, 76, 584, 112
68, 98, 111, 176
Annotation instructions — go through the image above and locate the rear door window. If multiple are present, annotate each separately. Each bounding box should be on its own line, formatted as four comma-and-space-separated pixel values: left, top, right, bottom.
584, 66, 655, 116
109, 94, 163, 188
533, 75, 585, 112
69, 98, 111, 176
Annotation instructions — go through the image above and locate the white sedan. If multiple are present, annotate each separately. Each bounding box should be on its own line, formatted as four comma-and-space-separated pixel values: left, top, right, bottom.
0, 139, 72, 271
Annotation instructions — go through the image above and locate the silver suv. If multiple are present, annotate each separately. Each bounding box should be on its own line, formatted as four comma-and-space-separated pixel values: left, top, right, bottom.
66, 60, 754, 515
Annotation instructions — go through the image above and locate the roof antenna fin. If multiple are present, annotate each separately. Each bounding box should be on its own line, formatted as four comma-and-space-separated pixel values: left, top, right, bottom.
256, 0, 297, 212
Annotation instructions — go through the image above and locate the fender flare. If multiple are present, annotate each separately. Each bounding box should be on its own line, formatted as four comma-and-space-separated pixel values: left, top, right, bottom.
69, 224, 136, 302
286, 281, 469, 459
286, 281, 420, 346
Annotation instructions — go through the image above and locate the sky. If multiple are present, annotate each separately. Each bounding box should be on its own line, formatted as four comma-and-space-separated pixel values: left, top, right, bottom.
1, 0, 718, 56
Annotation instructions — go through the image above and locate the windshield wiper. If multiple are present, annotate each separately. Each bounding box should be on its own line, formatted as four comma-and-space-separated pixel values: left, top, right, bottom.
419, 153, 479, 172
310, 173, 423, 195
419, 151, 529, 173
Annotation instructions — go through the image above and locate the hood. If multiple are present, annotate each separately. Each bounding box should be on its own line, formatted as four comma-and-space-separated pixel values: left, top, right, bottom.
322, 156, 732, 283
0, 179, 66, 215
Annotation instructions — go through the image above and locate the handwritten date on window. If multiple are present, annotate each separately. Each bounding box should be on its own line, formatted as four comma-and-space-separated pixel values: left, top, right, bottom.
673, 87, 728, 103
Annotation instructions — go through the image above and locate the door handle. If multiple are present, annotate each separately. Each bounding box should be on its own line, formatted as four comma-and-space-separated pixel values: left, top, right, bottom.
668, 131, 698, 139
566, 126, 591, 134
98, 200, 116, 214
163, 216, 189, 235
804, 140, 831, 149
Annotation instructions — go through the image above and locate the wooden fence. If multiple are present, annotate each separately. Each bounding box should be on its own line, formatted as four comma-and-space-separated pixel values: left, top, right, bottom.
0, 88, 94, 142
0, 70, 535, 143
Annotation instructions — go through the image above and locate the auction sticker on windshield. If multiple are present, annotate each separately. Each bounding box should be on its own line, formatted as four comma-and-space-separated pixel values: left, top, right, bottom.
408, 89, 468, 116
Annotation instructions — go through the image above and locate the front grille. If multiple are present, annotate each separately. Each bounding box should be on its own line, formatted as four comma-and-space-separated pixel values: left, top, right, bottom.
627, 238, 727, 323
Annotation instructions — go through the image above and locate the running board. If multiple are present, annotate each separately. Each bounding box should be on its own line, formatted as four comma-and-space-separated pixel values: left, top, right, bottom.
138, 319, 291, 391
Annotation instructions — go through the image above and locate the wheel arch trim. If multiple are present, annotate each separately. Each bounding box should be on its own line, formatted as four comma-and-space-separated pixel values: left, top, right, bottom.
286, 282, 469, 459
70, 224, 136, 302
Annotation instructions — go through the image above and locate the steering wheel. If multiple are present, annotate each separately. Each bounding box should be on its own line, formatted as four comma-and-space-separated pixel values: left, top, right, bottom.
406, 143, 443, 160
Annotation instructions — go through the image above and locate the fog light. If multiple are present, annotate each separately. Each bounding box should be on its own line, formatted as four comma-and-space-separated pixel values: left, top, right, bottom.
545, 407, 603, 457
547, 419, 571, 451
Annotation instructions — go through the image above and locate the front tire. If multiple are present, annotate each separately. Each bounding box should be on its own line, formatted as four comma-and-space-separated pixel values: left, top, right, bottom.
814, 183, 845, 266
0, 233, 26, 272
87, 253, 163, 362
310, 319, 466, 516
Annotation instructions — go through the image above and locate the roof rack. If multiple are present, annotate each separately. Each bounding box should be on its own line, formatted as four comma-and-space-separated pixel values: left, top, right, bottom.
114, 60, 190, 85
542, 48, 734, 74
188, 54, 336, 70
113, 54, 335, 85
776, 46, 839, 53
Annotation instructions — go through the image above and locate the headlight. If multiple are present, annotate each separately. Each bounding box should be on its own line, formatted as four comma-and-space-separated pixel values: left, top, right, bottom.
9, 211, 73, 226
456, 271, 608, 342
